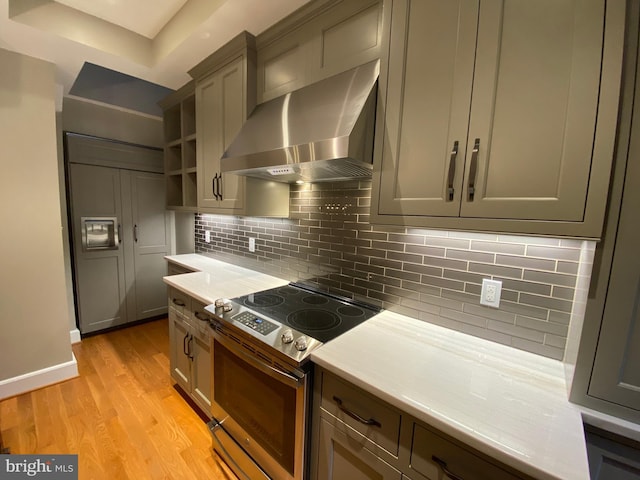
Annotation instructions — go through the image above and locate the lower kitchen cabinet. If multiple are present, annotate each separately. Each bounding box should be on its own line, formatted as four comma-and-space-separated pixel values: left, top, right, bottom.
317, 416, 402, 480
586, 427, 640, 480
311, 368, 532, 480
168, 288, 212, 417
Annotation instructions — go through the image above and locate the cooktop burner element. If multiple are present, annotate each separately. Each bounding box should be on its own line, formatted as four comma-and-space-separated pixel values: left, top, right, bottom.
288, 309, 341, 331
243, 293, 284, 308
207, 282, 382, 365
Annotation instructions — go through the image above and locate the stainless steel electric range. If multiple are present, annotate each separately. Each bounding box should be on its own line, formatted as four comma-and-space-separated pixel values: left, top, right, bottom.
204, 282, 381, 480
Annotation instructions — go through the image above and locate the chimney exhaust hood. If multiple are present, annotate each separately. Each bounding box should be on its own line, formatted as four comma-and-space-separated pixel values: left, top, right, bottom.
220, 60, 379, 183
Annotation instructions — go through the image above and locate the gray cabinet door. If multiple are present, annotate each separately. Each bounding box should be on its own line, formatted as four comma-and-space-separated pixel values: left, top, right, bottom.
461, 0, 604, 220
196, 57, 246, 212
69, 163, 127, 333
588, 72, 640, 410
374, 0, 612, 230
377, 0, 477, 217
316, 417, 402, 480
169, 309, 191, 393
191, 329, 212, 415
586, 431, 640, 480
127, 171, 170, 321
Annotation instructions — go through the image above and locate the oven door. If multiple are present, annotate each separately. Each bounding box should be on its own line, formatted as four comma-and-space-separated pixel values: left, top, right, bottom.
210, 331, 308, 480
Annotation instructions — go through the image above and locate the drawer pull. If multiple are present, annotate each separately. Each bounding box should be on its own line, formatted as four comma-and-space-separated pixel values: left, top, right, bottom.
194, 311, 209, 321
432, 456, 464, 480
172, 298, 186, 307
332, 396, 381, 428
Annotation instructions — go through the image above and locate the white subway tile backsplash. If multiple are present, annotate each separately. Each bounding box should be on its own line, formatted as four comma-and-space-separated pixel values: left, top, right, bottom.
195, 180, 593, 360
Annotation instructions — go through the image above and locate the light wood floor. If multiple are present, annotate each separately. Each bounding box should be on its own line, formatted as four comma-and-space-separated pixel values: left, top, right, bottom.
0, 318, 237, 480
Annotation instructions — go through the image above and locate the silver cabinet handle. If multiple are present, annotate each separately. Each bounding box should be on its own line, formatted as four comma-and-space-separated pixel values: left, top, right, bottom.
447, 140, 459, 201
332, 396, 381, 427
217, 174, 223, 201
117, 224, 122, 244
188, 334, 194, 360
213, 173, 219, 199
432, 456, 464, 480
134, 224, 138, 242
467, 138, 480, 201
172, 298, 186, 307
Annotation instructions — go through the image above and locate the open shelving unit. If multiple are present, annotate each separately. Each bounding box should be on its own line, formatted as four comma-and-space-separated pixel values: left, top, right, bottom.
159, 81, 197, 210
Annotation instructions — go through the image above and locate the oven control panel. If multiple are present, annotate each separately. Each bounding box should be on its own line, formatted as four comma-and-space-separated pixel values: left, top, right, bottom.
232, 311, 278, 336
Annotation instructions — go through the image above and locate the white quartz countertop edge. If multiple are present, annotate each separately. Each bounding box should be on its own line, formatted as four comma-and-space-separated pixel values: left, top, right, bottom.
311, 311, 590, 480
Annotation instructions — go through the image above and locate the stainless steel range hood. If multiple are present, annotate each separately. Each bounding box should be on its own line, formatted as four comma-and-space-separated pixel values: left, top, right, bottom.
220, 60, 379, 183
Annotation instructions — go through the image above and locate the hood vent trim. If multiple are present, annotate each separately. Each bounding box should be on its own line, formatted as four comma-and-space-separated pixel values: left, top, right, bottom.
220, 60, 379, 184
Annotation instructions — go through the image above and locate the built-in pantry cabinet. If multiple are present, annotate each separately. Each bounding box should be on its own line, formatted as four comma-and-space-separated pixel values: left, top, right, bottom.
371, 0, 625, 238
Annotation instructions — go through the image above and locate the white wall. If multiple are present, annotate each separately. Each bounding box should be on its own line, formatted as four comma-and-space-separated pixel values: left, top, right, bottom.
0, 49, 76, 395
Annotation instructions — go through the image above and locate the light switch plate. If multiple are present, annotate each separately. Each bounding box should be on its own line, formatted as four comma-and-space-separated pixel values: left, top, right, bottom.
204, 230, 211, 243
480, 279, 502, 308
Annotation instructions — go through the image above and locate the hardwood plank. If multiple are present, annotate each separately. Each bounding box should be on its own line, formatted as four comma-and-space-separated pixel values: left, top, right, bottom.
0, 318, 237, 480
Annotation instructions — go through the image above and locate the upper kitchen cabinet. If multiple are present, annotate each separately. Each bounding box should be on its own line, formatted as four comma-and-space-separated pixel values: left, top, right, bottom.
159, 81, 197, 211
570, 2, 640, 421
371, 0, 626, 238
189, 32, 289, 216
256, 0, 386, 103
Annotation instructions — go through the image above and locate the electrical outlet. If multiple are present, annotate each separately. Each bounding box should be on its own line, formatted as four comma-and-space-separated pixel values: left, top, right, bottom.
248, 237, 256, 252
480, 279, 502, 308
204, 230, 211, 243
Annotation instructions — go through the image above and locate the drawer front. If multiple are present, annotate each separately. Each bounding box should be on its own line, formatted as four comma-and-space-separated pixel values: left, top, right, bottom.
410, 423, 523, 480
191, 300, 213, 341
168, 287, 191, 318
321, 371, 401, 456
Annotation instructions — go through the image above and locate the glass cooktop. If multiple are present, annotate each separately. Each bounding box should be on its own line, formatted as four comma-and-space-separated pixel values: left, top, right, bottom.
231, 283, 381, 343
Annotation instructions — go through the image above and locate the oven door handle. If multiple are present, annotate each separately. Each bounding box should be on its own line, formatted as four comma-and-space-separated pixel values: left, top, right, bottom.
215, 334, 303, 389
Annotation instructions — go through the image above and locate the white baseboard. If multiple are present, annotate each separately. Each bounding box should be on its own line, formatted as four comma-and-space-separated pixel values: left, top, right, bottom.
70, 328, 81, 344
0, 354, 78, 400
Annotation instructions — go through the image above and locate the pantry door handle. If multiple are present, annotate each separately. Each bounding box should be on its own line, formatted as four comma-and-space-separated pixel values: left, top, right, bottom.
217, 174, 223, 201
117, 224, 122, 244
467, 138, 480, 201
212, 173, 219, 199
134, 224, 138, 242
447, 140, 458, 201
332, 396, 381, 428
432, 456, 465, 480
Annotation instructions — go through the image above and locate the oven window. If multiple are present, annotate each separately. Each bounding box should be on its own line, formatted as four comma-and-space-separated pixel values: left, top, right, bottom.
214, 341, 297, 475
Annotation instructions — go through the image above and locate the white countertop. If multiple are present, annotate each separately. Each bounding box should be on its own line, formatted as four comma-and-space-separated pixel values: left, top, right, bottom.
164, 254, 589, 480
163, 254, 288, 305
312, 311, 590, 480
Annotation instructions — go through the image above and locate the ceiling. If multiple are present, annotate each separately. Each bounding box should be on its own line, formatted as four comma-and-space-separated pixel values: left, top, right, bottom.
0, 0, 311, 114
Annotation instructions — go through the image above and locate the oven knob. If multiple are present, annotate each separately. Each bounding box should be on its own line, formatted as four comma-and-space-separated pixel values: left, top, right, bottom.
294, 336, 308, 351
281, 329, 294, 344
214, 298, 225, 308
222, 303, 233, 312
